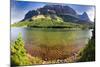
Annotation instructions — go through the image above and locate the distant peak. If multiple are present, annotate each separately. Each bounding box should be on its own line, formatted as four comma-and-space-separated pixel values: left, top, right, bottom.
82, 12, 88, 16
79, 12, 90, 21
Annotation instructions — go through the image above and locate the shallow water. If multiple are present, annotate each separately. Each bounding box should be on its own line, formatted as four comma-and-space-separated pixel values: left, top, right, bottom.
11, 28, 92, 60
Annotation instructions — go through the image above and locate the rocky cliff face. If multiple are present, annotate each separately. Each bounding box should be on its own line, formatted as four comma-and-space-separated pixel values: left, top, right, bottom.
38, 5, 77, 15
22, 10, 39, 21
22, 4, 91, 24
79, 12, 90, 21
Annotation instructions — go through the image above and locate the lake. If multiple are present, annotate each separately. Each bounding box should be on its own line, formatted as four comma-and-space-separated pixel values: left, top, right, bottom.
11, 28, 92, 61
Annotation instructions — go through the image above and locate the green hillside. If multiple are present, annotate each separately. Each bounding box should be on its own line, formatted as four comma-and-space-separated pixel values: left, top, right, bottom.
11, 15, 90, 29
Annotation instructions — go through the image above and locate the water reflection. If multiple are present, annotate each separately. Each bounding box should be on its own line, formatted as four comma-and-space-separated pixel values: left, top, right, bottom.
11, 28, 92, 60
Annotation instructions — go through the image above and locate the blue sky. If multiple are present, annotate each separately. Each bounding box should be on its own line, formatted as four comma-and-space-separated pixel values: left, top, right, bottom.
11, 0, 95, 24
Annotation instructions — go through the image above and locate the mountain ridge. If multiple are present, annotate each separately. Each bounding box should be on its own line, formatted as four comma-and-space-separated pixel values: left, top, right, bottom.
22, 4, 91, 24
12, 4, 94, 29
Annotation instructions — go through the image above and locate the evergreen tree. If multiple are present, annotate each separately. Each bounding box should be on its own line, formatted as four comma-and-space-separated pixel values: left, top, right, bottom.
78, 30, 95, 61
11, 33, 31, 66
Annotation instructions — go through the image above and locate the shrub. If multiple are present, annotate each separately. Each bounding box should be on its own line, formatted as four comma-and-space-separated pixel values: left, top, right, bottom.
11, 33, 32, 66
11, 33, 44, 66
78, 30, 95, 62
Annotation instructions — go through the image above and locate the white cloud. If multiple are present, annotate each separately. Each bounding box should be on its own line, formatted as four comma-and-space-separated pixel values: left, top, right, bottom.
86, 7, 95, 22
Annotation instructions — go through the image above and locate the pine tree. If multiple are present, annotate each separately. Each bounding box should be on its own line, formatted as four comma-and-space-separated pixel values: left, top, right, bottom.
11, 33, 31, 66
78, 30, 95, 62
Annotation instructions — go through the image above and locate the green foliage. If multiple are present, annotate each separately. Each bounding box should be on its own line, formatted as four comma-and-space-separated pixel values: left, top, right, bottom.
78, 30, 95, 62
11, 33, 45, 66
11, 15, 88, 29
11, 21, 33, 27
11, 33, 31, 66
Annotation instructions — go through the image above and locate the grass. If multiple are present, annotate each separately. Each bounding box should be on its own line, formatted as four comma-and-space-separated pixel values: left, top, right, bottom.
11, 15, 90, 29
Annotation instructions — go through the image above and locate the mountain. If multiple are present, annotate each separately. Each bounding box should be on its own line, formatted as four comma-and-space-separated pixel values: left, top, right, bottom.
22, 10, 39, 21
22, 4, 91, 24
12, 4, 94, 29
38, 5, 77, 15
79, 12, 90, 22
